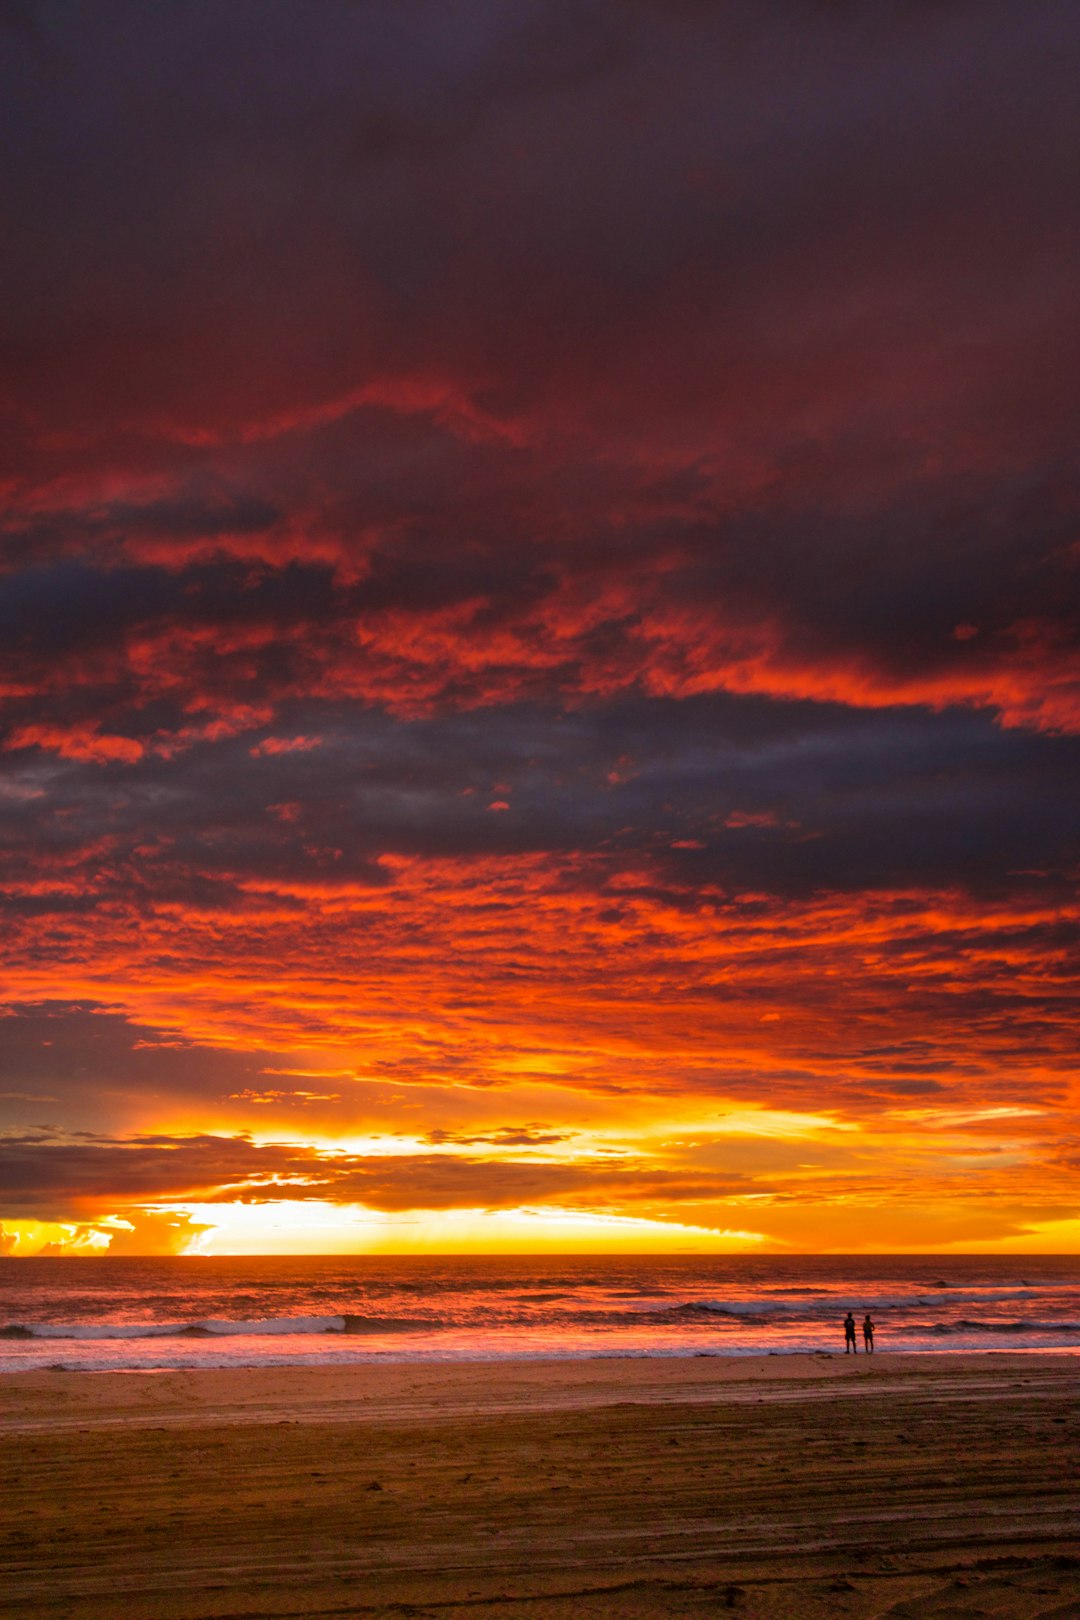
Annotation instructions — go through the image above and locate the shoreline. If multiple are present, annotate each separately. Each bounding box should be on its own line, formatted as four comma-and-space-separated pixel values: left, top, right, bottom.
2, 1340, 1078, 1379
3, 1348, 1077, 1424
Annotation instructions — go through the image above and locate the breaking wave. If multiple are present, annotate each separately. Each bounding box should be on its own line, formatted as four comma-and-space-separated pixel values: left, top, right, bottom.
899, 1319, 1080, 1336
0, 1313, 435, 1341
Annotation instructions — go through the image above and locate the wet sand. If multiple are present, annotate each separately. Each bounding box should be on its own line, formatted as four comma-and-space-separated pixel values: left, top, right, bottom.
2, 1352, 1078, 1618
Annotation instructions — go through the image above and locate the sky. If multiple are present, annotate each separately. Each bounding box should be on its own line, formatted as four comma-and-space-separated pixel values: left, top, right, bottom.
1, 0, 1078, 1257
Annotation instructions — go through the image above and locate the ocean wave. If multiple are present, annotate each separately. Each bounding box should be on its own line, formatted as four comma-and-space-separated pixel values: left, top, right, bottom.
636, 1286, 1066, 1320
642, 1298, 853, 1321
760, 1287, 831, 1297
609, 1287, 673, 1298
899, 1319, 1080, 1336
0, 1314, 347, 1340
0, 1312, 453, 1341
635, 1300, 797, 1321
339, 1314, 434, 1335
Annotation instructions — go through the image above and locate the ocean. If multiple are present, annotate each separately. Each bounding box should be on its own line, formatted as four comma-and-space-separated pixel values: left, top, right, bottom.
2, 1254, 1078, 1373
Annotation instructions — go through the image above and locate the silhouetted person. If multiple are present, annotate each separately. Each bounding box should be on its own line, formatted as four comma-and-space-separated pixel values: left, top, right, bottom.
863, 1314, 875, 1353
844, 1311, 857, 1353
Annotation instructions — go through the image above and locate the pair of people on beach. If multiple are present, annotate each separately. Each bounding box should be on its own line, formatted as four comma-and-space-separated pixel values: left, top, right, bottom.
844, 1311, 874, 1353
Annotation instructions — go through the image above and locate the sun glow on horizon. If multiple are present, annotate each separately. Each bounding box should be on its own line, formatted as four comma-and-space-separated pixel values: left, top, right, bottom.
167, 1201, 774, 1256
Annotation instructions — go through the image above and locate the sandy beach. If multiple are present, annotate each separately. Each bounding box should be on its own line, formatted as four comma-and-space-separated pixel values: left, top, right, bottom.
2, 1352, 1078, 1618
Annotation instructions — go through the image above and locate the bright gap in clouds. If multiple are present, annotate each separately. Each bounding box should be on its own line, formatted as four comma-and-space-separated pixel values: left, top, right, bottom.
176, 1201, 769, 1256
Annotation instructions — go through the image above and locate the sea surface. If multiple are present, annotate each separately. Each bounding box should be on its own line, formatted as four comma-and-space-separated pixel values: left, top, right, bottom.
1, 1254, 1078, 1373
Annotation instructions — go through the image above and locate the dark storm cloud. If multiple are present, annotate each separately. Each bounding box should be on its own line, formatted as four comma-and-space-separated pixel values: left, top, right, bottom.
1, 696, 1076, 902
2, 465, 1076, 729
0, 0, 1077, 731
0, 1003, 268, 1128
0, 1127, 751, 1219
0, 1130, 293, 1214
0, 557, 335, 666
0, 1002, 560, 1139
0, 492, 281, 570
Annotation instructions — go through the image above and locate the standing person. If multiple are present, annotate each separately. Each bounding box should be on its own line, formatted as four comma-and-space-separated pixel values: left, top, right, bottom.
844, 1311, 857, 1353
862, 1314, 875, 1353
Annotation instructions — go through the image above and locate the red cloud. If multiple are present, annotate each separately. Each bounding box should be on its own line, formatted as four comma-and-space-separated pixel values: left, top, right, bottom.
6, 724, 144, 764
250, 735, 323, 757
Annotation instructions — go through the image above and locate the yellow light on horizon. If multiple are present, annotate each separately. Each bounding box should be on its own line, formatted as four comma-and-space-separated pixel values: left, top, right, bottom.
158, 1199, 771, 1256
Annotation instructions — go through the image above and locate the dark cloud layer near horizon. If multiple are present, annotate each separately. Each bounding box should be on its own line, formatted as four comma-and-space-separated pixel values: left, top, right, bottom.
1, 1, 1077, 1243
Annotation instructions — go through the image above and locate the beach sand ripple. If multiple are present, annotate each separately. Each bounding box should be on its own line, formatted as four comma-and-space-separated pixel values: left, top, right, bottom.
2, 1353, 1078, 1618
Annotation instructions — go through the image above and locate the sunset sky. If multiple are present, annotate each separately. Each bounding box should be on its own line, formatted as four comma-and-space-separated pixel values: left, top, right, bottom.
1, 0, 1078, 1257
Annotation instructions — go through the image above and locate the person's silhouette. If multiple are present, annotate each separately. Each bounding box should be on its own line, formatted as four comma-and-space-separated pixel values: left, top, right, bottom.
862, 1314, 875, 1353
844, 1311, 857, 1353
